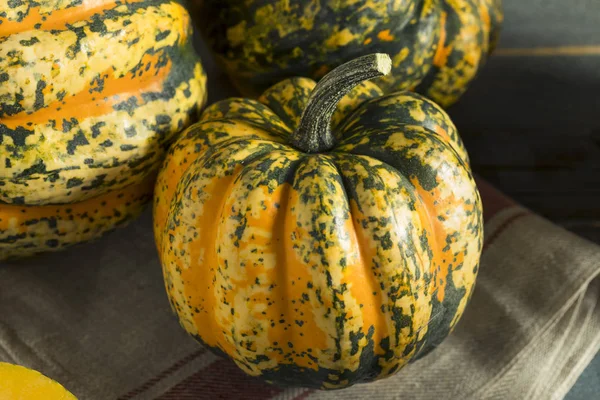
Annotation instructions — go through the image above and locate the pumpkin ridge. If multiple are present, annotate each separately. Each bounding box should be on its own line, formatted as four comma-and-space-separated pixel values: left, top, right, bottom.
202, 118, 290, 140
327, 154, 390, 370
285, 155, 360, 376
331, 153, 426, 358
161, 139, 297, 351
347, 123, 469, 173
336, 125, 482, 342
257, 77, 316, 131
338, 124, 468, 179
153, 119, 288, 255
215, 150, 303, 371
336, 91, 468, 164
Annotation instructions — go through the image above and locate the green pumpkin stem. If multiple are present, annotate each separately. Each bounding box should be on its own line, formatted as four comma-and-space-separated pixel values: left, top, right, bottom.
290, 53, 392, 153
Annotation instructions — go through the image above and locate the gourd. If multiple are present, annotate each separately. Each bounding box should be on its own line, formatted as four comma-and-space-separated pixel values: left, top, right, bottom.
194, 0, 503, 107
0, 362, 76, 399
154, 54, 483, 389
0, 174, 154, 260
0, 0, 207, 259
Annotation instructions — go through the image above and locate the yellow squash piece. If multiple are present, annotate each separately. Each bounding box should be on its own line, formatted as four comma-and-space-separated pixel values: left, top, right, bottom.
0, 363, 76, 400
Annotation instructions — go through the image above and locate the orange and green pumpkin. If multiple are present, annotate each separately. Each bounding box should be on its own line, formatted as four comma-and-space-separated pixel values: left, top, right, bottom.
193, 0, 502, 107
0, 0, 207, 259
154, 54, 483, 389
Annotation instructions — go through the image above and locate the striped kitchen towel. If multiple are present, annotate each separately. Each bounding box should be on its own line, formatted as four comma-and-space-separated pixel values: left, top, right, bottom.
1, 178, 598, 400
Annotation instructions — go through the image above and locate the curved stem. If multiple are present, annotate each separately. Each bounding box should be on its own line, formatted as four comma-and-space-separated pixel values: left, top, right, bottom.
289, 53, 392, 153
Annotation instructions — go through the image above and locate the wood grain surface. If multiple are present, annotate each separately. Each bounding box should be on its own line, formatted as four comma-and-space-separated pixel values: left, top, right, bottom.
447, 0, 600, 246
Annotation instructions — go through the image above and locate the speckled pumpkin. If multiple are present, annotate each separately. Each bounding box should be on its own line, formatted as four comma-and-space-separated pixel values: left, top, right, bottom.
193, 0, 502, 107
0, 173, 154, 261
0, 0, 207, 205
0, 0, 207, 259
154, 54, 483, 389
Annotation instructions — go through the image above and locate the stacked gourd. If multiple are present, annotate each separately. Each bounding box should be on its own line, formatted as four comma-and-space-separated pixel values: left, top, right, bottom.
1, 0, 501, 391
0, 0, 207, 260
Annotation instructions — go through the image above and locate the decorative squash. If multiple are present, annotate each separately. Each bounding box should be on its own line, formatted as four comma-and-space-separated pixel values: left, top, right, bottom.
0, 362, 76, 399
0, 0, 207, 205
193, 0, 502, 107
0, 0, 207, 259
0, 173, 154, 261
154, 54, 483, 389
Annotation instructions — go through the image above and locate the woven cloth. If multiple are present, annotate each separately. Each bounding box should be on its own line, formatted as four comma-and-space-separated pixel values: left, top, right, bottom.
1, 176, 599, 400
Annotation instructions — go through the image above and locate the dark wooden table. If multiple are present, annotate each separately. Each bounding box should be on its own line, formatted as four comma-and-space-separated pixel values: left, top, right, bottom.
449, 0, 600, 246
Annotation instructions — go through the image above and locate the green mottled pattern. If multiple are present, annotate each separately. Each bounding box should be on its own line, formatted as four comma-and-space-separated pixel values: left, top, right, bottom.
194, 0, 503, 107
0, 174, 155, 261
340, 90, 470, 163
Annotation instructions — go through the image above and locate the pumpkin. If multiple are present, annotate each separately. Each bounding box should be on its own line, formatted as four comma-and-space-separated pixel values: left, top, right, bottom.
193, 0, 502, 107
154, 54, 483, 389
0, 173, 154, 261
0, 0, 207, 205
0, 362, 76, 399
0, 0, 207, 259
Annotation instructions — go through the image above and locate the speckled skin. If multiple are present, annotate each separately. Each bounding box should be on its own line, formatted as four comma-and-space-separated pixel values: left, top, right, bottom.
0, 0, 207, 205
0, 173, 154, 261
193, 0, 502, 107
154, 76, 483, 389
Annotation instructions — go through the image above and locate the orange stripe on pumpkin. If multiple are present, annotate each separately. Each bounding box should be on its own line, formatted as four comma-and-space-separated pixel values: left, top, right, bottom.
432, 12, 452, 68
181, 172, 239, 355
0, 172, 154, 232
1, 52, 171, 130
0, 0, 145, 37
411, 181, 459, 303
377, 30, 394, 42
348, 200, 385, 355
278, 188, 331, 362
